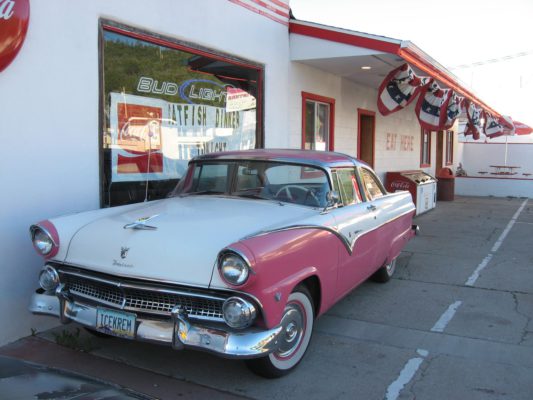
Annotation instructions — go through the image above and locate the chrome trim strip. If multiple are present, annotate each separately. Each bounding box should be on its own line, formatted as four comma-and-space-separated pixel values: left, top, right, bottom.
244, 224, 353, 254
50, 261, 212, 290
240, 204, 416, 255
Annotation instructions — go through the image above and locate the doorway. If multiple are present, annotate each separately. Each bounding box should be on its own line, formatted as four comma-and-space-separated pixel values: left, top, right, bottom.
436, 130, 444, 173
357, 109, 375, 167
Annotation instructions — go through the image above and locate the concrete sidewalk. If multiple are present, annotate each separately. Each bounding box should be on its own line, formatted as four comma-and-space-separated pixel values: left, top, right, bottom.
2, 196, 532, 399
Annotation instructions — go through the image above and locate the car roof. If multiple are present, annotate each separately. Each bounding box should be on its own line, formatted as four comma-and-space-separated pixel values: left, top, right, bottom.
191, 149, 368, 169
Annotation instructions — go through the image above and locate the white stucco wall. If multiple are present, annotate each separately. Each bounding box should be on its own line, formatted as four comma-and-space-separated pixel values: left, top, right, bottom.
455, 142, 533, 198
288, 62, 455, 180
0, 0, 290, 345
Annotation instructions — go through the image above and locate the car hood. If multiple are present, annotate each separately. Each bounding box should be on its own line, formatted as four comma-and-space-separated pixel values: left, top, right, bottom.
64, 196, 318, 287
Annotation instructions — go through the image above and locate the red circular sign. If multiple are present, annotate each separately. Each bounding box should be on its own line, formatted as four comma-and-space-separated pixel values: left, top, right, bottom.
0, 0, 30, 73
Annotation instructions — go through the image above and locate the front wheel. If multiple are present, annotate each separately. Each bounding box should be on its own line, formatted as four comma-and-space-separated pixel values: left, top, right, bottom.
245, 287, 314, 378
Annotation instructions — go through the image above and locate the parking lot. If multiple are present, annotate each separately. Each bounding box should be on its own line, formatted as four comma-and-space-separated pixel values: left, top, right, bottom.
2, 196, 533, 399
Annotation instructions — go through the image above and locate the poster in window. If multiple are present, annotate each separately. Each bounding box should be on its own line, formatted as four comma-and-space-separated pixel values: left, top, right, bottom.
109, 92, 256, 182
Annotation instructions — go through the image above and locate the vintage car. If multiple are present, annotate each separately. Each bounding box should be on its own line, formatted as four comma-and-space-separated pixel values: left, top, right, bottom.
29, 149, 417, 378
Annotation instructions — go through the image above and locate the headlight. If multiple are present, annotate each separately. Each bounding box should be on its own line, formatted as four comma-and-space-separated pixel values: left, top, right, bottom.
222, 297, 257, 329
218, 251, 250, 286
39, 265, 60, 291
31, 226, 55, 256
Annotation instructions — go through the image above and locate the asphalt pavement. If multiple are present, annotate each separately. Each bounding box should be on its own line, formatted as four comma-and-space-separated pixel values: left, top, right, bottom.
2, 196, 532, 399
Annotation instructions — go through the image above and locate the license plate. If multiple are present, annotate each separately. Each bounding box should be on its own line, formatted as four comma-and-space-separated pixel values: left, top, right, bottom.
96, 307, 136, 339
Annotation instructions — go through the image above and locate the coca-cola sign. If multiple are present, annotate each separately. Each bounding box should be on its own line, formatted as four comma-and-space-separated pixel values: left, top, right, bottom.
391, 181, 410, 191
0, 0, 29, 72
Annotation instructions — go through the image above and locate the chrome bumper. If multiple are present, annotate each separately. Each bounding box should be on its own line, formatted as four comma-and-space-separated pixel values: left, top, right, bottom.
29, 290, 283, 359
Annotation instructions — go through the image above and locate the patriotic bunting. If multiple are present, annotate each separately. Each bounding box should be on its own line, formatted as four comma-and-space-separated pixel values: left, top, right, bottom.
483, 112, 505, 138
376, 63, 532, 140
464, 100, 482, 140
377, 63, 429, 116
415, 80, 452, 131
444, 92, 463, 129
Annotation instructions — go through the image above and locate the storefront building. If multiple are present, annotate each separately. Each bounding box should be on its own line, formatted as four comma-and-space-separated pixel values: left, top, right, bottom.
0, 0, 502, 344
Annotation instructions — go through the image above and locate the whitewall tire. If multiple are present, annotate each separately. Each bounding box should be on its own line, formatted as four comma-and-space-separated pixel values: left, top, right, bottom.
245, 286, 314, 378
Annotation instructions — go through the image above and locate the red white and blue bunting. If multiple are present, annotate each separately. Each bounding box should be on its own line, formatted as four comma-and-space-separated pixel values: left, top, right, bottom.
377, 64, 429, 115
377, 63, 532, 140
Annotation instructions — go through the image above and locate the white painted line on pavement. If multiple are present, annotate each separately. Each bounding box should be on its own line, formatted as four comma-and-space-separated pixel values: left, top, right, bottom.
465, 198, 528, 286
491, 198, 528, 253
431, 301, 463, 333
465, 254, 493, 287
385, 348, 428, 400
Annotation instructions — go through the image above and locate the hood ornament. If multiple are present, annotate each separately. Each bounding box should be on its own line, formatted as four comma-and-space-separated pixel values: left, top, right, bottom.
123, 214, 160, 230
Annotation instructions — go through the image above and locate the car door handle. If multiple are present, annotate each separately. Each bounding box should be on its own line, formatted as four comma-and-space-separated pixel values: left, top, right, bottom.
367, 204, 377, 211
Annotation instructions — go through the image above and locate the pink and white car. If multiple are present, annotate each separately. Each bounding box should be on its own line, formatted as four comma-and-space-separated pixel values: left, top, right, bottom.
29, 149, 417, 378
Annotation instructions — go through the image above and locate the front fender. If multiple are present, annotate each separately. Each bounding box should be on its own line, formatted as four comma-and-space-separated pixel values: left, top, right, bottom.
211, 228, 343, 328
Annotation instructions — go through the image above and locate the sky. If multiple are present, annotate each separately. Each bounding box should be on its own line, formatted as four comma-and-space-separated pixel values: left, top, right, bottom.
290, 0, 533, 127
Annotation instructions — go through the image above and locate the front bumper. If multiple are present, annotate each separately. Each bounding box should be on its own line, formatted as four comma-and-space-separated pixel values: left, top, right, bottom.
29, 290, 283, 359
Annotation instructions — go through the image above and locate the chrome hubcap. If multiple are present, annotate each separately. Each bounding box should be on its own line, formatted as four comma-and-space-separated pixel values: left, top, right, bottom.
276, 304, 304, 358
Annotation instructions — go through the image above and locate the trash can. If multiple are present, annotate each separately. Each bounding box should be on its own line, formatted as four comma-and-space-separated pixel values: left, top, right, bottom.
437, 167, 455, 201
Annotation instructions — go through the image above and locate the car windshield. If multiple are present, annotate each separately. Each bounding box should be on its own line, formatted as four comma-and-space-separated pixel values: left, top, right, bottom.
174, 160, 330, 208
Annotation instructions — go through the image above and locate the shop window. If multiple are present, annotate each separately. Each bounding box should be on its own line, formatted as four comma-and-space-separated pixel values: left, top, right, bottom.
420, 129, 431, 167
302, 92, 335, 151
359, 168, 385, 201
445, 130, 453, 165
99, 22, 263, 207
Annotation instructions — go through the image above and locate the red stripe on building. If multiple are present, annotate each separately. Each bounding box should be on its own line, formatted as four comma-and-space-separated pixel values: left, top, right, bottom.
289, 22, 401, 54
229, 0, 289, 26
249, 0, 290, 18
267, 0, 289, 10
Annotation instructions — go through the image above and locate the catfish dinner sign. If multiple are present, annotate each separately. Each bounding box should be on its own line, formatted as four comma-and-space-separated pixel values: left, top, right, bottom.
108, 81, 256, 183
0, 0, 30, 72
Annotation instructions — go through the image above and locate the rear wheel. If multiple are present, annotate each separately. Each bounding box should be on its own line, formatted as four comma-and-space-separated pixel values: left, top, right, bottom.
371, 257, 397, 283
245, 286, 314, 378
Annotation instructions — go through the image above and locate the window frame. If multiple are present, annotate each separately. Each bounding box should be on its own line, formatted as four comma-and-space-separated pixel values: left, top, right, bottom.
445, 130, 454, 165
331, 168, 361, 206
301, 92, 335, 151
358, 167, 386, 201
98, 19, 265, 208
420, 129, 432, 168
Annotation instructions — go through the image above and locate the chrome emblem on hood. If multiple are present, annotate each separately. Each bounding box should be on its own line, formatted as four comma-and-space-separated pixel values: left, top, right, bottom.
123, 214, 160, 230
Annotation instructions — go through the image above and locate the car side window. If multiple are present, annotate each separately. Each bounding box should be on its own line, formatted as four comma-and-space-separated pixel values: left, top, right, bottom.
360, 168, 385, 201
331, 169, 360, 206
194, 164, 229, 192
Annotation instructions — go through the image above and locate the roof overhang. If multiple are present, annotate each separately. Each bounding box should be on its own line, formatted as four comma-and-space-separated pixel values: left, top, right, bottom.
289, 20, 499, 117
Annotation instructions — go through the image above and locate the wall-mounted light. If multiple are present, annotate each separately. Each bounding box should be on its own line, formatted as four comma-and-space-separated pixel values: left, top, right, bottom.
361, 66, 372, 70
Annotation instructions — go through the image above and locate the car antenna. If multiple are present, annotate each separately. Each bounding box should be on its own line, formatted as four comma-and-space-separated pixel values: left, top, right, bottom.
144, 120, 155, 202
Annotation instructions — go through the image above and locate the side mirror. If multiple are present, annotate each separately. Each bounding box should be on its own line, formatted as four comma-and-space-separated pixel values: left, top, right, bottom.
325, 191, 340, 208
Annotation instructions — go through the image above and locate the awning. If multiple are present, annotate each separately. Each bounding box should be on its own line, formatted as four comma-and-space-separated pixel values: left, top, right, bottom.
289, 19, 500, 117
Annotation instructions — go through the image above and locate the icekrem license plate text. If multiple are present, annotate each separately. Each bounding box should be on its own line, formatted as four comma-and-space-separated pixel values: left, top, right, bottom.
96, 307, 136, 339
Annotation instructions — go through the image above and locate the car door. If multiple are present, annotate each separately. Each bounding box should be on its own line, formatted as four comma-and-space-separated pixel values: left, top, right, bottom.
358, 167, 390, 269
330, 168, 380, 299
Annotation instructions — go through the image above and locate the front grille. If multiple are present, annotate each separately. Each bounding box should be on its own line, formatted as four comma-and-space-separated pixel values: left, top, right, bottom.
58, 269, 226, 321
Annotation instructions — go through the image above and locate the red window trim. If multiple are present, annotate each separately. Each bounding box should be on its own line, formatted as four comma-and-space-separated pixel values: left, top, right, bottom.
357, 108, 376, 168
301, 91, 335, 151
420, 129, 431, 168
445, 130, 454, 166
